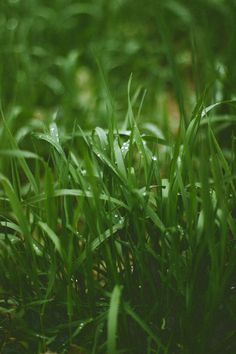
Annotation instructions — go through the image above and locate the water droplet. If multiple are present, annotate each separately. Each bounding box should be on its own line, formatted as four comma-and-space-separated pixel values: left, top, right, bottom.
230, 286, 235, 290
50, 123, 59, 142
138, 284, 142, 289
161, 318, 166, 330
119, 218, 123, 224
177, 343, 184, 349
152, 155, 157, 161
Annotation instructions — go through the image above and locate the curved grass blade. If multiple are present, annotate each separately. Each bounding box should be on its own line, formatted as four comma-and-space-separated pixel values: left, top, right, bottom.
26, 189, 128, 210
0, 149, 41, 160
0, 174, 32, 249
38, 221, 63, 258
124, 303, 165, 350
0, 113, 39, 193
34, 133, 66, 159
75, 218, 126, 268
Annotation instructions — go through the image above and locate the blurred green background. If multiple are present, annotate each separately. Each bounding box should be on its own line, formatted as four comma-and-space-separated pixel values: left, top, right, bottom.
1, 0, 236, 129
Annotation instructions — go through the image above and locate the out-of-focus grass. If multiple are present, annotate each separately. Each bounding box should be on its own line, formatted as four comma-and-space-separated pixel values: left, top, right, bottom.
1, 0, 236, 129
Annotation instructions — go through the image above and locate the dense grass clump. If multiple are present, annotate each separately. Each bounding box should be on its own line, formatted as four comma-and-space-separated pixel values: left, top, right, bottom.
0, 89, 236, 353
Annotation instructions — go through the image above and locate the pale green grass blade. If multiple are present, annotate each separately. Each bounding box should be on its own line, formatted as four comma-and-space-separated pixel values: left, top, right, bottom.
107, 285, 122, 354
26, 188, 128, 210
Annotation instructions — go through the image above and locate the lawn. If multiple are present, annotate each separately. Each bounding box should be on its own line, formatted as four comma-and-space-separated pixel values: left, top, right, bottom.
0, 1, 236, 353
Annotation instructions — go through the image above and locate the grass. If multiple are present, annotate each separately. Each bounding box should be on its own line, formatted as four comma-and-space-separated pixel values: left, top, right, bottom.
1, 0, 236, 124
0, 1, 236, 353
0, 89, 236, 353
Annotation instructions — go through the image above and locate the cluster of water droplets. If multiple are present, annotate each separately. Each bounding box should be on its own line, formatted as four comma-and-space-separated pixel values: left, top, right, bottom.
78, 322, 85, 331
113, 213, 124, 224
177, 224, 184, 237
121, 141, 130, 154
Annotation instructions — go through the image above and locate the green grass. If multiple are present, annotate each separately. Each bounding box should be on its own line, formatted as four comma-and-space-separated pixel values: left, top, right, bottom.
0, 90, 236, 353
1, 0, 236, 125
0, 1, 236, 353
